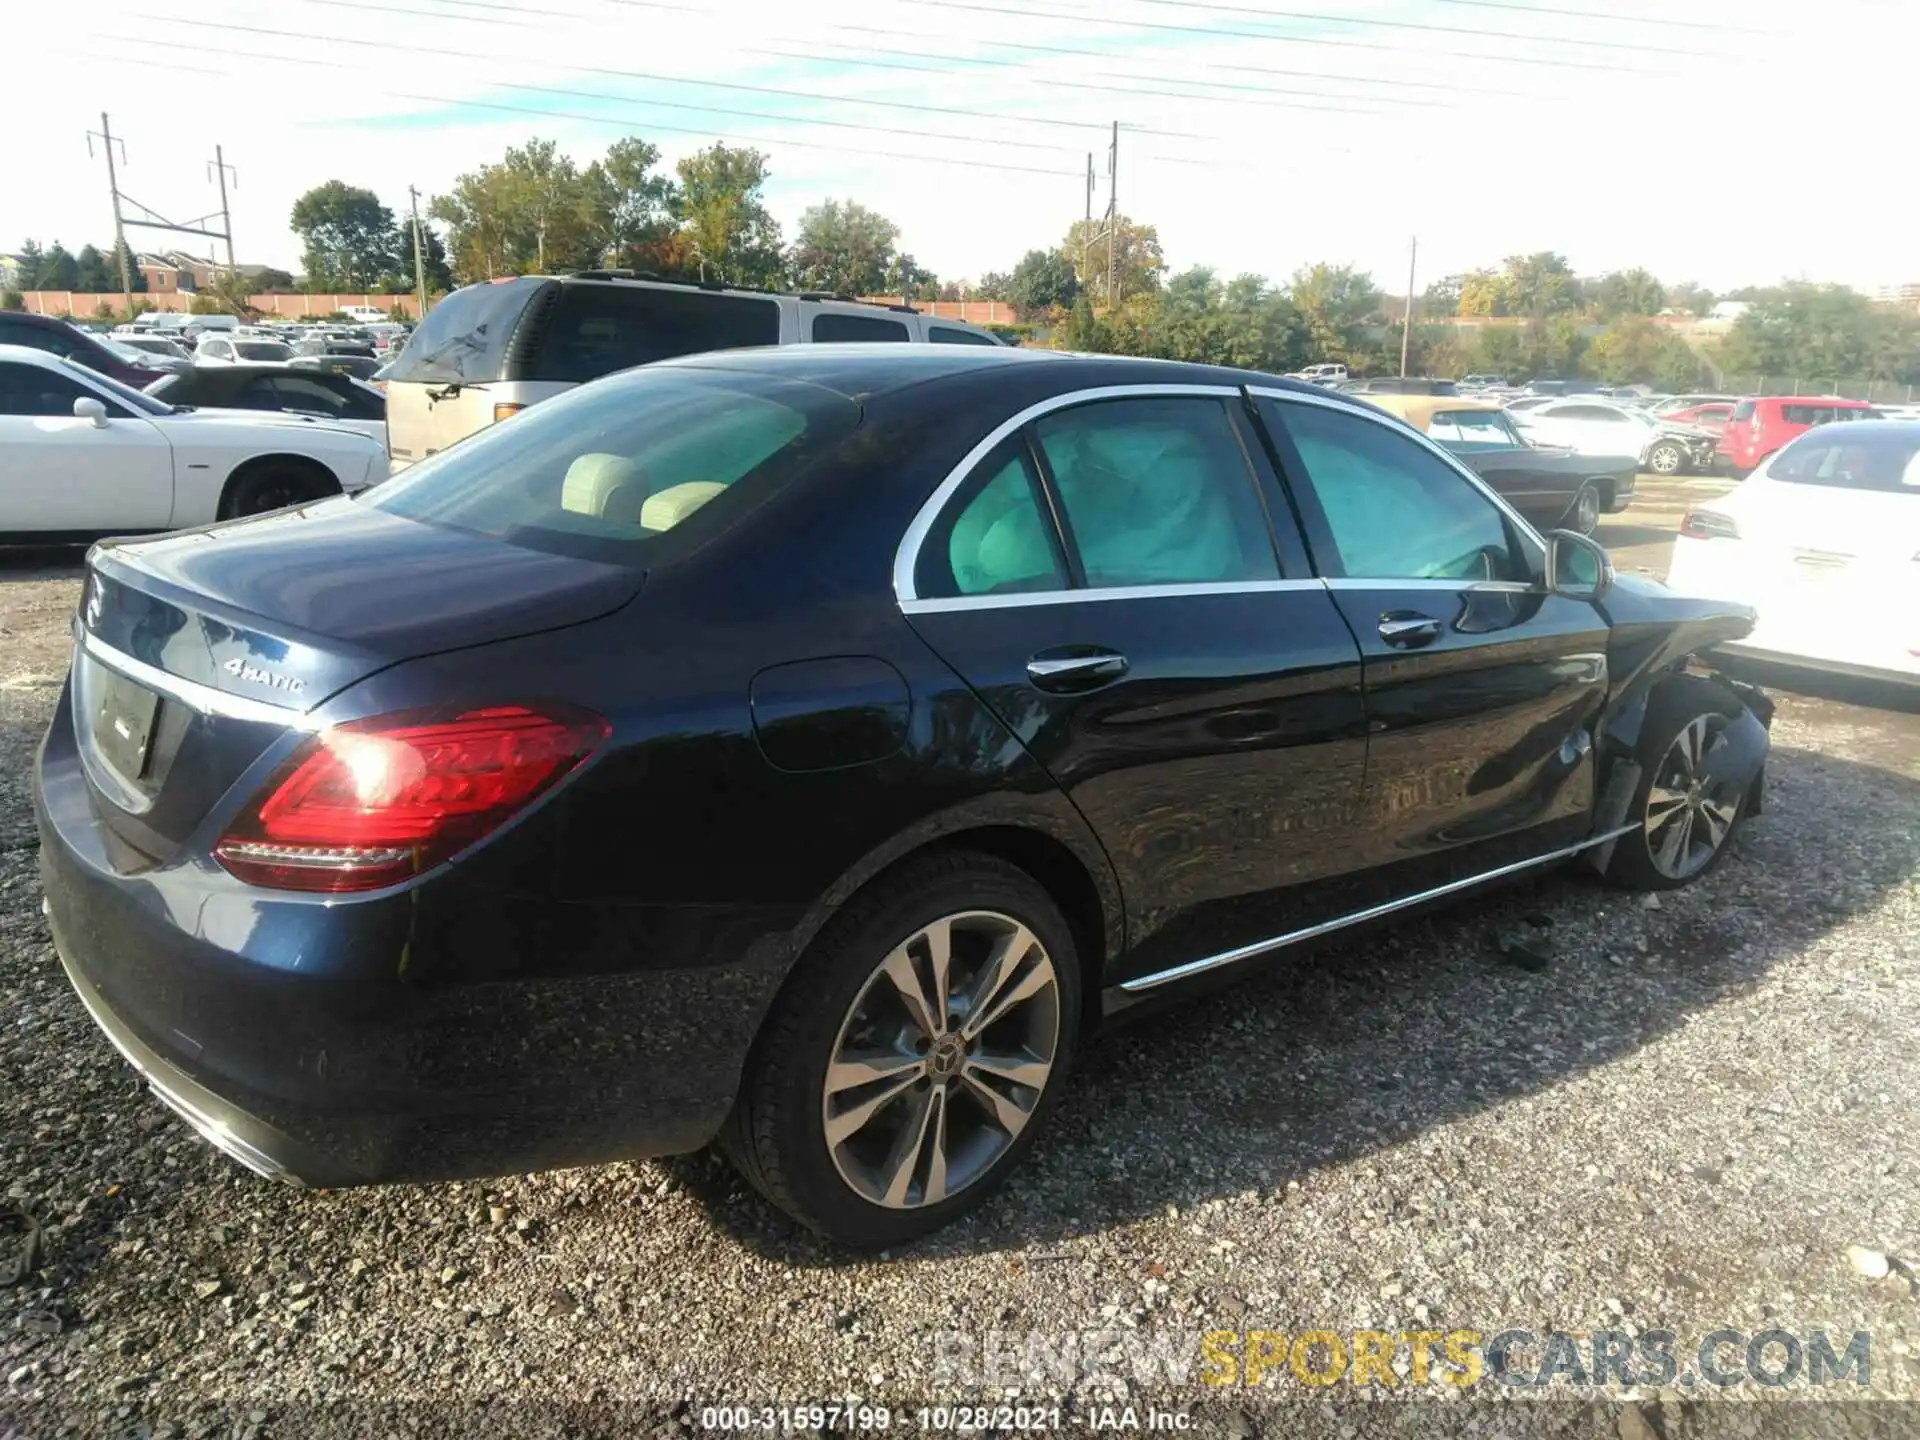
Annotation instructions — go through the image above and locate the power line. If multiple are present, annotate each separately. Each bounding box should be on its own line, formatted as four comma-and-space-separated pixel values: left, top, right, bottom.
1117, 0, 1708, 56
891, 0, 1673, 73
151, 13, 1222, 139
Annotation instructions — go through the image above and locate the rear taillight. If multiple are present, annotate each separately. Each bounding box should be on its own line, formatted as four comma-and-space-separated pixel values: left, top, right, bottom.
215, 704, 608, 892
493, 403, 525, 422
1681, 510, 1740, 540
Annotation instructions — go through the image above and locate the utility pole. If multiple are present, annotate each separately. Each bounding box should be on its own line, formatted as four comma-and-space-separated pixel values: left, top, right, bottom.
87, 113, 133, 312
1399, 234, 1418, 378
207, 146, 238, 278
1105, 120, 1119, 311
408, 185, 429, 320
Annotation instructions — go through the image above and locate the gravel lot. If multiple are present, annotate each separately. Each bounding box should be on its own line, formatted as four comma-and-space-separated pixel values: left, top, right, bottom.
1, 502, 1916, 1439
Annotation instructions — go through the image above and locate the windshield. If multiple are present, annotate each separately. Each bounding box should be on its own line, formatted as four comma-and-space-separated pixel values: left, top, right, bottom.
234, 341, 293, 361
363, 364, 861, 564
62, 357, 173, 415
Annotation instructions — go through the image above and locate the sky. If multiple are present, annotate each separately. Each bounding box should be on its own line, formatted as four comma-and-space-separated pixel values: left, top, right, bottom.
5, 0, 1915, 295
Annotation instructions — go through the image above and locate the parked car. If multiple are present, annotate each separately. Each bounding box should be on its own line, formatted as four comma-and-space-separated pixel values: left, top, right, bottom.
342, 305, 391, 325
1651, 393, 1737, 417
1668, 420, 1919, 687
292, 335, 376, 360
1289, 362, 1348, 384
0, 312, 172, 387
1661, 401, 1737, 436
289, 354, 383, 382
1361, 395, 1634, 534
101, 333, 194, 374
383, 274, 1003, 472
145, 363, 387, 447
195, 336, 298, 365
1715, 396, 1882, 478
1340, 376, 1460, 396
1512, 398, 1718, 475
36, 346, 1772, 1245
0, 345, 387, 540
1460, 374, 1508, 391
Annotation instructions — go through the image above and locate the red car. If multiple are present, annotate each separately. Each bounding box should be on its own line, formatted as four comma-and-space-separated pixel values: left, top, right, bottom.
1716, 395, 1881, 477
1663, 400, 1736, 435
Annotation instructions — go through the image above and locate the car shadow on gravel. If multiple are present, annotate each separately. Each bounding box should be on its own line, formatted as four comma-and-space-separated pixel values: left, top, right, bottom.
671, 740, 1920, 1262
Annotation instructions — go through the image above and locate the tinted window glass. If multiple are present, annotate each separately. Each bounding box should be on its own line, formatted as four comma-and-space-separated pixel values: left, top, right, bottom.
1770, 431, 1920, 494
233, 341, 293, 362
1558, 404, 1628, 421
0, 320, 75, 358
231, 377, 291, 411
383, 279, 538, 385
920, 446, 1067, 599
1780, 404, 1840, 426
1267, 400, 1526, 581
1033, 397, 1279, 587
528, 285, 781, 382
1731, 399, 1755, 421
0, 362, 98, 417
1427, 410, 1518, 447
269, 375, 352, 416
927, 325, 998, 346
365, 368, 858, 565
811, 313, 912, 343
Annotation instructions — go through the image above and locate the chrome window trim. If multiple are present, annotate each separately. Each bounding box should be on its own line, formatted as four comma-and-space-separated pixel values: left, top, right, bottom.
891, 382, 1246, 604
1119, 822, 1639, 993
1246, 385, 1551, 563
901, 577, 1328, 615
1321, 576, 1542, 593
77, 625, 323, 730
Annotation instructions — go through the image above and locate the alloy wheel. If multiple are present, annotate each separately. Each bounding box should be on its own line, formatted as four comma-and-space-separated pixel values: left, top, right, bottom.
822, 910, 1061, 1210
1643, 714, 1741, 879
1649, 442, 1684, 475
1573, 485, 1600, 535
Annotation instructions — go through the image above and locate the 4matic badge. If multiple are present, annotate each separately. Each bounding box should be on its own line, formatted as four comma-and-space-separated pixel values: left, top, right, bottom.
223, 657, 305, 695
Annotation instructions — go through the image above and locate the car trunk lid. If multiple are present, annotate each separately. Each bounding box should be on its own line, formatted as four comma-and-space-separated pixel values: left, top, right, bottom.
74, 496, 643, 867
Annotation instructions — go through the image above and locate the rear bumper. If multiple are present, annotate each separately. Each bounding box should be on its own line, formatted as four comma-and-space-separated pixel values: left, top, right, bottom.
35, 703, 791, 1188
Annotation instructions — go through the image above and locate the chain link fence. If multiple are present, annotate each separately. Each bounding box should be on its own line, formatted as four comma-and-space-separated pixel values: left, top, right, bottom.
1719, 375, 1919, 403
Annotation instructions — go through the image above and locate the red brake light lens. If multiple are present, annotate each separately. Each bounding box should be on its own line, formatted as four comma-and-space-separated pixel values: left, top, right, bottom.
492, 402, 525, 422
215, 704, 608, 892
1681, 510, 1740, 541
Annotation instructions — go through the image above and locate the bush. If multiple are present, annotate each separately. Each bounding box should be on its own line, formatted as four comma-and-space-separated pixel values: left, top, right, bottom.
93, 301, 115, 320
0, 289, 22, 312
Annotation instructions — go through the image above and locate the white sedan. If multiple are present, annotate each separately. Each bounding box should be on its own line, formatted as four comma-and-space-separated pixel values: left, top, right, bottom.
1665, 420, 1920, 686
1510, 398, 1714, 475
0, 344, 387, 540
193, 335, 297, 365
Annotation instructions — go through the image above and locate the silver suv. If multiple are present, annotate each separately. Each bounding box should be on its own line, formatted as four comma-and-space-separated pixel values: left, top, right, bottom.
383, 273, 1003, 471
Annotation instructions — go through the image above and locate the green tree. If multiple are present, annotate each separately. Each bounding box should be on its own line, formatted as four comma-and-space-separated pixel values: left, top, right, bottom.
15, 240, 44, 289
250, 266, 297, 292
1589, 316, 1704, 389
1008, 248, 1079, 319
1457, 269, 1504, 317
673, 144, 785, 288
886, 253, 938, 301
392, 218, 453, 294
291, 181, 398, 289
105, 240, 146, 293
1289, 262, 1382, 363
1063, 215, 1165, 305
1589, 268, 1666, 320
74, 245, 112, 292
1498, 251, 1580, 317
788, 199, 900, 296
39, 242, 79, 290
588, 136, 679, 271
1666, 280, 1714, 316
1, 289, 23, 311
1717, 283, 1920, 385
974, 270, 1011, 302
1422, 274, 1464, 315
1061, 295, 1111, 352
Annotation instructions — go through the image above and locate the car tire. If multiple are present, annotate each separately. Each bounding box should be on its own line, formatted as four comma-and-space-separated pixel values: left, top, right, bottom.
1647, 441, 1685, 476
1568, 483, 1601, 536
1607, 676, 1750, 892
220, 461, 338, 519
724, 850, 1082, 1247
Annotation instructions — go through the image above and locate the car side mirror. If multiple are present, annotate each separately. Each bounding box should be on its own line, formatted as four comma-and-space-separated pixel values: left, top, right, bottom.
73, 397, 109, 429
1545, 529, 1614, 601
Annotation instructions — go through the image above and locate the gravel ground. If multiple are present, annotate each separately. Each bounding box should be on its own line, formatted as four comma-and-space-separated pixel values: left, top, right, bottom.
1, 544, 1916, 1440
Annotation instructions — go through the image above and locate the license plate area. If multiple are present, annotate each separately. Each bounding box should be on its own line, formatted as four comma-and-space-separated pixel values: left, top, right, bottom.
91, 666, 162, 782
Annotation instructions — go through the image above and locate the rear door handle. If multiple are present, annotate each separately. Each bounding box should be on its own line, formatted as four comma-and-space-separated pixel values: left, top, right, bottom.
1026, 650, 1129, 692
1378, 614, 1443, 647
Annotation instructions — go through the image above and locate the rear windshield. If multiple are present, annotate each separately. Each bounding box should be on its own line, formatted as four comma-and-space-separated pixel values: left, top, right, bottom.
1770, 429, 1920, 494
234, 341, 292, 361
525, 284, 782, 382
382, 280, 538, 386
362, 365, 860, 564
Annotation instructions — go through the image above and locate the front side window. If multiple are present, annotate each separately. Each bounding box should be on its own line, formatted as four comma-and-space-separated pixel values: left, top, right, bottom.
918, 445, 1067, 599
1033, 397, 1279, 588
1265, 400, 1527, 582
0, 362, 97, 417
811, 313, 911, 343
364, 367, 858, 564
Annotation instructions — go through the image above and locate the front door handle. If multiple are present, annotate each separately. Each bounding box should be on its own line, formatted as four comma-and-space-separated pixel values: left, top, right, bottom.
1026, 650, 1129, 692
1378, 613, 1443, 647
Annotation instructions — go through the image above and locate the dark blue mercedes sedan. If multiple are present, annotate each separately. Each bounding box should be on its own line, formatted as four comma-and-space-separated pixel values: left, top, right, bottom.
37, 345, 1772, 1246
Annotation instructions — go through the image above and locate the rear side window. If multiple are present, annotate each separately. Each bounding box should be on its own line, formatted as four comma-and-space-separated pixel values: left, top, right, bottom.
1770, 431, 1920, 493
919, 443, 1068, 599
1731, 400, 1755, 421
382, 280, 539, 385
1033, 398, 1280, 588
528, 285, 781, 382
812, 313, 912, 343
1427, 410, 1516, 447
927, 325, 998, 346
364, 367, 859, 564
1780, 404, 1840, 426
